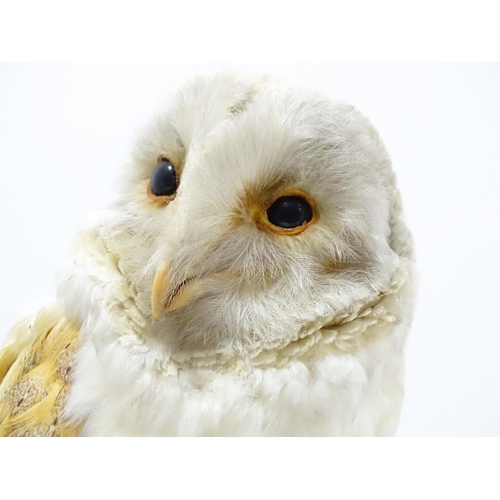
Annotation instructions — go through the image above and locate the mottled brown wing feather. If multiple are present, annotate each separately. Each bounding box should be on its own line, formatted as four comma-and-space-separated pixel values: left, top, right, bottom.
0, 309, 83, 437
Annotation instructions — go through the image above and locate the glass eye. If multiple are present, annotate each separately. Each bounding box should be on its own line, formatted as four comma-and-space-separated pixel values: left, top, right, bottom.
150, 159, 178, 197
266, 196, 313, 229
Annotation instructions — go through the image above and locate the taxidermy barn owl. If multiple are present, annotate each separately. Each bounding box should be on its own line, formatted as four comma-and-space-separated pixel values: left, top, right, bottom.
0, 72, 414, 436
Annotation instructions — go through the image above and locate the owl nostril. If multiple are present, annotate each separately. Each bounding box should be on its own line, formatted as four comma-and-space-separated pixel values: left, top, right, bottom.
151, 261, 208, 319
164, 277, 195, 311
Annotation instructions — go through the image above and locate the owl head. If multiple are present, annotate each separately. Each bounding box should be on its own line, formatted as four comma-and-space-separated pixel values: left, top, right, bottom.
65, 72, 412, 358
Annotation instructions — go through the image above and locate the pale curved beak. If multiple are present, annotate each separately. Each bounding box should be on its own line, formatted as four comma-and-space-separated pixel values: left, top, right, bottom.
151, 264, 205, 320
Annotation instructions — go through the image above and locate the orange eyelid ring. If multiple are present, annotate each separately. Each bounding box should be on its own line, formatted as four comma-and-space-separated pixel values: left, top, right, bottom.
257, 189, 319, 236
147, 180, 176, 204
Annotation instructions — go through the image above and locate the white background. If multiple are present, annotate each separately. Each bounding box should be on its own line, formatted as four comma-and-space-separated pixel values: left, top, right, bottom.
1, 63, 499, 436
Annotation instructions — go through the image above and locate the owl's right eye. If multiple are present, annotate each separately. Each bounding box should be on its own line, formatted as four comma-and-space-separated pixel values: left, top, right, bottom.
257, 190, 318, 236
267, 196, 313, 229
149, 159, 178, 197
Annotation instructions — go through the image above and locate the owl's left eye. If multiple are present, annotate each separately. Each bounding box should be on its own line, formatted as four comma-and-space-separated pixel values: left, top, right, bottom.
149, 159, 178, 197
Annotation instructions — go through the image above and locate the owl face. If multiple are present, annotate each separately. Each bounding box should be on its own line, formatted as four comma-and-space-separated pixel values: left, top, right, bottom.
102, 73, 401, 355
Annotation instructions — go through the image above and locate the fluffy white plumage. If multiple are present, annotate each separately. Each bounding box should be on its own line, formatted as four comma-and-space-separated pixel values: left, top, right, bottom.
2, 72, 415, 436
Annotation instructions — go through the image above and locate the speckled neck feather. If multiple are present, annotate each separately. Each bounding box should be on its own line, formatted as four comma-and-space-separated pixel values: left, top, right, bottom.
171, 259, 412, 370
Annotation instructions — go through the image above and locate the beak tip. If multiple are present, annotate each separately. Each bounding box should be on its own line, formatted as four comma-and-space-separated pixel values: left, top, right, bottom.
151, 263, 171, 322
151, 300, 163, 321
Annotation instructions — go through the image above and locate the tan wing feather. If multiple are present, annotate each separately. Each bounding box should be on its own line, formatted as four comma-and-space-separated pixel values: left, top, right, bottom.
0, 304, 83, 437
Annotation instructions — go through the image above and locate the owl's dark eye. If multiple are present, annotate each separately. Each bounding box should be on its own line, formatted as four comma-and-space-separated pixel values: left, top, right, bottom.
150, 159, 178, 197
266, 196, 313, 229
